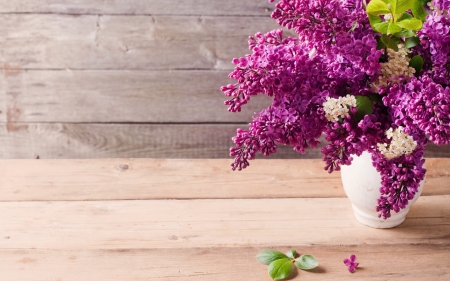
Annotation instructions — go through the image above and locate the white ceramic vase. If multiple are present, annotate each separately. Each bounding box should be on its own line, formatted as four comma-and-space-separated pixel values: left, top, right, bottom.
340, 151, 425, 228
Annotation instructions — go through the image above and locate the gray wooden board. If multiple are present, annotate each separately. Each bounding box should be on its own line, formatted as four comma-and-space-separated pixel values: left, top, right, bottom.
0, 0, 275, 16
0, 123, 324, 159
0, 14, 289, 70
0, 70, 272, 123
0, 123, 449, 159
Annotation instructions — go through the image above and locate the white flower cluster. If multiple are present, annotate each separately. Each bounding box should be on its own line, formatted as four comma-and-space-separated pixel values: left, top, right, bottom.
377, 126, 417, 159
371, 44, 416, 90
323, 95, 357, 122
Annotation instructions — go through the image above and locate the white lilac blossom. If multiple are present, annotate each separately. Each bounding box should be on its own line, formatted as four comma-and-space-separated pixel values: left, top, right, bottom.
371, 44, 416, 91
323, 95, 357, 122
377, 127, 418, 160
222, 0, 450, 219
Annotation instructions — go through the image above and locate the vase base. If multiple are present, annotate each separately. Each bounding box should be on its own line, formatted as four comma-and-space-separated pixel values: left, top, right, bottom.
351, 204, 407, 229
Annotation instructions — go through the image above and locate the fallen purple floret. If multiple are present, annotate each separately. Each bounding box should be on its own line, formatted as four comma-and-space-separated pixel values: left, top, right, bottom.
343, 254, 359, 273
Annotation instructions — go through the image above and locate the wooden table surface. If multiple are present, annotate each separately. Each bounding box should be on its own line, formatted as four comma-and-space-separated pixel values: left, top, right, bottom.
0, 158, 449, 280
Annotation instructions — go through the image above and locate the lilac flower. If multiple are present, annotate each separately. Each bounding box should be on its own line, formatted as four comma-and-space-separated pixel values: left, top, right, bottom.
222, 0, 448, 220
417, 3, 450, 85
343, 254, 359, 273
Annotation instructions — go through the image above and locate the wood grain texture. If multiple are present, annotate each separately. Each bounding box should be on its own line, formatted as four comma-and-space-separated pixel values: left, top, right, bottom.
1, 158, 449, 201
1, 245, 449, 280
0, 0, 274, 16
0, 123, 325, 159
0, 70, 271, 123
0, 14, 285, 70
1, 123, 450, 159
1, 196, 449, 249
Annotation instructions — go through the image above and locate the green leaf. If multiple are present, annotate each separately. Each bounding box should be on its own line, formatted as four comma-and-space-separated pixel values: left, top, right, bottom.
394, 29, 416, 38
404, 36, 420, 48
387, 0, 416, 16
355, 96, 374, 120
295, 255, 319, 270
411, 0, 427, 22
368, 94, 384, 104
285, 250, 297, 259
368, 14, 382, 28
373, 22, 402, 35
268, 258, 294, 280
366, 0, 391, 15
396, 17, 423, 30
387, 22, 402, 34
376, 39, 386, 50
256, 250, 289, 265
397, 12, 413, 21
381, 34, 399, 51
409, 55, 424, 73
373, 22, 389, 34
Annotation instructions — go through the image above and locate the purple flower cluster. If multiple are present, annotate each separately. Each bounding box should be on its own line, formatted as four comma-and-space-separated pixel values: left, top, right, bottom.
222, 0, 450, 219
418, 4, 450, 85
372, 146, 426, 219
322, 104, 387, 173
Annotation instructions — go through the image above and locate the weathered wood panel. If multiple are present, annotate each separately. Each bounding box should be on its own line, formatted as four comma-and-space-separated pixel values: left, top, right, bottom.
1, 70, 271, 123
0, 14, 285, 70
0, 123, 323, 159
1, 196, 449, 249
1, 158, 449, 201
1, 245, 449, 280
0, 0, 274, 16
0, 123, 449, 159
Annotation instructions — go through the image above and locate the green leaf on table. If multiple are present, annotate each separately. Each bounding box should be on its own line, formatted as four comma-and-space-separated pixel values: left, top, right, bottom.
268, 258, 294, 280
295, 255, 319, 270
366, 0, 391, 15
256, 250, 289, 265
285, 250, 297, 259
387, 0, 416, 16
404, 36, 420, 48
355, 95, 374, 120
411, 0, 427, 22
396, 17, 423, 30
409, 55, 424, 73
380, 34, 399, 51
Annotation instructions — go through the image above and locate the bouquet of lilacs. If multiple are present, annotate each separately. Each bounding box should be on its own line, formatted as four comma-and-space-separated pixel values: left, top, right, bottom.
221, 0, 450, 219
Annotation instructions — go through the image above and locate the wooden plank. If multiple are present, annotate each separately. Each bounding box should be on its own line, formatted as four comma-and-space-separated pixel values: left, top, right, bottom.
1, 70, 272, 123
0, 14, 285, 70
0, 158, 341, 201
1, 158, 449, 201
0, 245, 449, 280
0, 122, 449, 159
0, 0, 275, 16
0, 197, 449, 249
0, 123, 323, 159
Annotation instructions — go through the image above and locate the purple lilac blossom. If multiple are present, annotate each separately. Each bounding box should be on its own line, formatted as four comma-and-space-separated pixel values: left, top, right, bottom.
417, 2, 450, 85
222, 0, 450, 219
372, 145, 426, 219
343, 254, 359, 273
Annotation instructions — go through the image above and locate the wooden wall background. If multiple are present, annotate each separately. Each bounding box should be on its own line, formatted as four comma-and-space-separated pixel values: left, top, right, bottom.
0, 0, 448, 159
